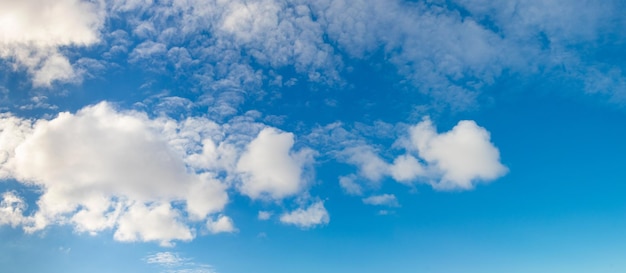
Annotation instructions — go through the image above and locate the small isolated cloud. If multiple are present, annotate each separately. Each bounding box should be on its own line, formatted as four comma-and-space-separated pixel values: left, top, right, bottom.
280, 201, 329, 229
257, 211, 272, 220
206, 215, 237, 234
145, 252, 216, 273
362, 194, 399, 207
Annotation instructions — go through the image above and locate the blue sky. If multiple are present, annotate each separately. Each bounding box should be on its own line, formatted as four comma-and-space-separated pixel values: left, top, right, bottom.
1, 0, 626, 272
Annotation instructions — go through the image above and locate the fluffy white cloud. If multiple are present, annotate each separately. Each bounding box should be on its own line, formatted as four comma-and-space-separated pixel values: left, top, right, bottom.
4, 103, 231, 241
362, 194, 400, 207
341, 118, 507, 190
0, 0, 105, 86
408, 118, 508, 189
205, 215, 236, 234
0, 101, 318, 244
237, 127, 316, 200
279, 201, 329, 229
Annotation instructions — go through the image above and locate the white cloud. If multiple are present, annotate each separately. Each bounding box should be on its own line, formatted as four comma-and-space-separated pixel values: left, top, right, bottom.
0, 0, 105, 86
206, 215, 236, 234
340, 118, 507, 191
257, 211, 272, 220
237, 127, 316, 200
408, 118, 508, 189
362, 194, 399, 207
279, 201, 329, 229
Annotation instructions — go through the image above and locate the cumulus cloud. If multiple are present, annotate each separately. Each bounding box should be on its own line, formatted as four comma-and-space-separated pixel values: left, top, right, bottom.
362, 194, 400, 207
0, 101, 316, 245
408, 118, 508, 189
0, 0, 105, 86
341, 117, 507, 190
237, 127, 316, 200
279, 201, 329, 229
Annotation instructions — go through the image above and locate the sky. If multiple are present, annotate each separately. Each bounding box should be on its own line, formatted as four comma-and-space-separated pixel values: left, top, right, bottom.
1, 0, 626, 272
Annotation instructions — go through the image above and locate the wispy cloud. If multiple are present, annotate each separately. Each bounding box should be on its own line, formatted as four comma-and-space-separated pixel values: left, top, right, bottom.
146, 252, 188, 267
280, 201, 329, 229
362, 194, 400, 207
145, 252, 216, 273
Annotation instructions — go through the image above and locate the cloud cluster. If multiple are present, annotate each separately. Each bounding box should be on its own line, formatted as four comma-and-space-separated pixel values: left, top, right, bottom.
0, 101, 508, 244
0, 102, 317, 245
